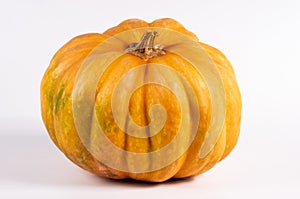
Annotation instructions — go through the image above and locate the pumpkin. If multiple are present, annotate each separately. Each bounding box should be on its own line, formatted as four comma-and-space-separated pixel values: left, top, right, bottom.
40, 18, 242, 182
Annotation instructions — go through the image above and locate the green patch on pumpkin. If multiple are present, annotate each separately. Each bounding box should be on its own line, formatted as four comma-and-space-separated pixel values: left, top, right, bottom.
54, 84, 66, 114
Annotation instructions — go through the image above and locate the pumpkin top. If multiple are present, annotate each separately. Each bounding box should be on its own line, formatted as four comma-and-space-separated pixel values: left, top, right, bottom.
104, 18, 199, 40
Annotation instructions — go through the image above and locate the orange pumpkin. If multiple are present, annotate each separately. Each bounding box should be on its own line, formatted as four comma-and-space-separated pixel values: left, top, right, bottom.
40, 18, 242, 182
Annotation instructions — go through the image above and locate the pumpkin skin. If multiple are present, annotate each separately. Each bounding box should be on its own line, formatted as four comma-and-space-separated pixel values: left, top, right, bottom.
40, 18, 242, 182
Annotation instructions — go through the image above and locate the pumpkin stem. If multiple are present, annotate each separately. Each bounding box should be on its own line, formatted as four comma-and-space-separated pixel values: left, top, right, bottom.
125, 31, 165, 60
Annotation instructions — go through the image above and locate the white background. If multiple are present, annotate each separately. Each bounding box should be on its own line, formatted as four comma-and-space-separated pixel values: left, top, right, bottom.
1, 0, 300, 198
